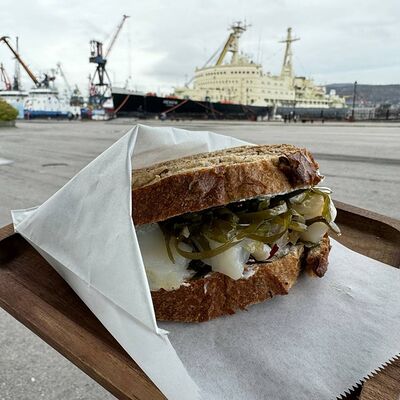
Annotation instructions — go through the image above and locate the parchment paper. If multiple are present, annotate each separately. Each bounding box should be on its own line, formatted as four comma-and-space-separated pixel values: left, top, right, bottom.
11, 124, 400, 400
161, 239, 400, 399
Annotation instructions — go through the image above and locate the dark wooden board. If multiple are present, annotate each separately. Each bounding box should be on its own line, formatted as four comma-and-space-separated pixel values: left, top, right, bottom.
0, 201, 399, 400
333, 201, 400, 268
360, 355, 400, 400
0, 224, 165, 400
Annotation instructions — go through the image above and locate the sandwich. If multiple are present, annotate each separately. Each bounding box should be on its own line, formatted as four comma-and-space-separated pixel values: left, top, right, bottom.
132, 144, 340, 322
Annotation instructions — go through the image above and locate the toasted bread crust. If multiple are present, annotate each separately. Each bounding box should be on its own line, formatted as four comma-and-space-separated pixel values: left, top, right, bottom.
132, 144, 321, 226
151, 236, 330, 322
304, 234, 332, 277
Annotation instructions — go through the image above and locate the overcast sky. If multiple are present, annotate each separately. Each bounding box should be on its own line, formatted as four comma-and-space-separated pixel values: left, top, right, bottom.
1, 0, 399, 95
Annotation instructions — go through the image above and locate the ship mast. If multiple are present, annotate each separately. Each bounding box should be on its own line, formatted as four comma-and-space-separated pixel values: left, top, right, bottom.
13, 37, 22, 90
279, 27, 299, 78
215, 21, 250, 66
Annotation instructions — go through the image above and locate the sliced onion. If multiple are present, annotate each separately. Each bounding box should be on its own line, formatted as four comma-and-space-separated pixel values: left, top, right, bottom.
300, 221, 329, 243
238, 202, 288, 223
174, 236, 242, 260
241, 238, 271, 261
291, 192, 325, 220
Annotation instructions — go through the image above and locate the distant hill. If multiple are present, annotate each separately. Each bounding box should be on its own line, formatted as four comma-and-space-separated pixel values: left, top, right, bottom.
326, 83, 400, 106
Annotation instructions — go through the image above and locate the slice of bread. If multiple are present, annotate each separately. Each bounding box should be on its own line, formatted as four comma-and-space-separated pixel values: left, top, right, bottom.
151, 235, 331, 322
132, 144, 322, 226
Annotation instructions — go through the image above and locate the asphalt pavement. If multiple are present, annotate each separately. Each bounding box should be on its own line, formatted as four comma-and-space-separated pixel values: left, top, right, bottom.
0, 119, 399, 399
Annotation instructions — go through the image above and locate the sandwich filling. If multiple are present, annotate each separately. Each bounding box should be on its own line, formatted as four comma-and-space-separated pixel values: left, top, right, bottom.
136, 187, 340, 291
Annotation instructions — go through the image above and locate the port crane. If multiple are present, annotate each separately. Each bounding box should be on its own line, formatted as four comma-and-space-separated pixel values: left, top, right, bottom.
56, 62, 84, 107
0, 36, 39, 86
0, 63, 12, 90
0, 37, 23, 91
89, 14, 129, 106
0, 36, 55, 88
56, 62, 72, 97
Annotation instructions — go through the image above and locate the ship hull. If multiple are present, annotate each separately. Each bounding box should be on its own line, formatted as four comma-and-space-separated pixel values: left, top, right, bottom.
24, 110, 73, 119
112, 90, 271, 120
112, 89, 347, 120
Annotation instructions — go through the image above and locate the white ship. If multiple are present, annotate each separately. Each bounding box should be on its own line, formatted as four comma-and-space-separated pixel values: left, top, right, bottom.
174, 23, 345, 114
24, 75, 80, 119
0, 36, 80, 119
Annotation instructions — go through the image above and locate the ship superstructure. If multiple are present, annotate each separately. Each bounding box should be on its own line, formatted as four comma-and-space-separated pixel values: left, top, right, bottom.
174, 23, 345, 110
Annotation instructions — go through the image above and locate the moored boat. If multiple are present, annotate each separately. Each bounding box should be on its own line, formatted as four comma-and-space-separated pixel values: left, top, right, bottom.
112, 22, 347, 120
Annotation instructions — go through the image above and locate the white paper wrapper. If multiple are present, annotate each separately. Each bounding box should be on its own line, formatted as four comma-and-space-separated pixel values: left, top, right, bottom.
160, 239, 400, 399
12, 124, 400, 400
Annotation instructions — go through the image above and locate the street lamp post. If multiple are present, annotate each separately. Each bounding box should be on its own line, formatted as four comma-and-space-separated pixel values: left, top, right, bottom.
351, 80, 358, 121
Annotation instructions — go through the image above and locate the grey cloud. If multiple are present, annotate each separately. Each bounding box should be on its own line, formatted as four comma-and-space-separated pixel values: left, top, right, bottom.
0, 0, 399, 94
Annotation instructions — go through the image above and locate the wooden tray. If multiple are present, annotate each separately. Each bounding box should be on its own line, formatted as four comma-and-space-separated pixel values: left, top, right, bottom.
0, 201, 399, 400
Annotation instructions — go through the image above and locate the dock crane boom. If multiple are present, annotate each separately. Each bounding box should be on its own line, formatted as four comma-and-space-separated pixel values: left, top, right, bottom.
0, 36, 39, 86
56, 62, 72, 96
105, 14, 130, 59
